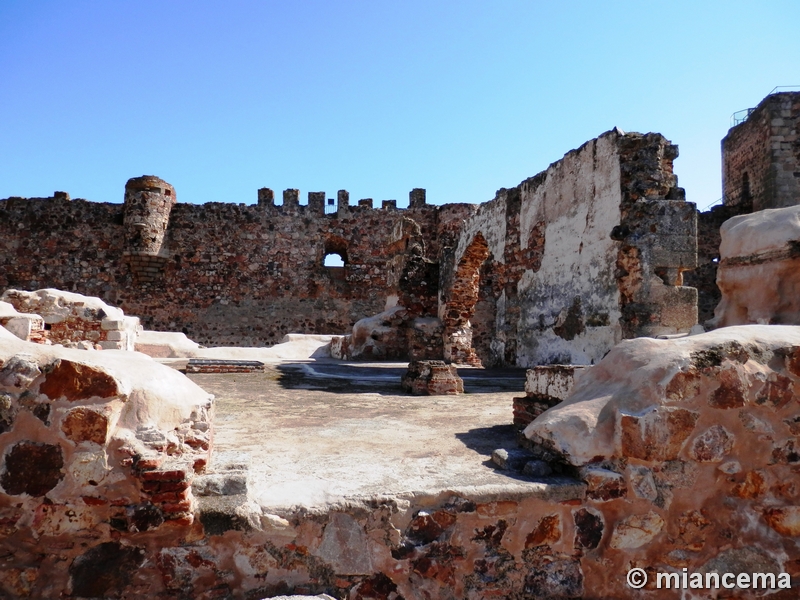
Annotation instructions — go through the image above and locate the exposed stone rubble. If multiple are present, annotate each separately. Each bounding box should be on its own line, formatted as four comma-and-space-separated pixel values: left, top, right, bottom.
513, 365, 590, 429
400, 360, 464, 395
525, 325, 800, 594
0, 301, 46, 343
710, 204, 800, 328
0, 328, 214, 598
2, 288, 141, 350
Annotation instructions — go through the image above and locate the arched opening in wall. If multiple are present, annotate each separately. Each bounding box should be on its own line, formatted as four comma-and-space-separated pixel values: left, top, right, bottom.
323, 253, 345, 267
472, 259, 499, 367
443, 233, 494, 366
322, 237, 349, 280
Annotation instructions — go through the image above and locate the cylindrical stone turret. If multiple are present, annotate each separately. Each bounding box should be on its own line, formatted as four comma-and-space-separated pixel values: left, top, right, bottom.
123, 176, 176, 257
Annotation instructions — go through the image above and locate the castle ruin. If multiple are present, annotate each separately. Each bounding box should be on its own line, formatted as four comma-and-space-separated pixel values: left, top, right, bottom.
0, 130, 697, 368
1, 92, 799, 598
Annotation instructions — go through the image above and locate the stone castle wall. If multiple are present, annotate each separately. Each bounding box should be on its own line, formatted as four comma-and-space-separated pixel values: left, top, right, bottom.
1, 129, 697, 364
0, 188, 469, 347
723, 92, 800, 211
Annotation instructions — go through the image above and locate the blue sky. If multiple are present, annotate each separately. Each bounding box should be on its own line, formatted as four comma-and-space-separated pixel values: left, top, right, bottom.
1, 1, 798, 209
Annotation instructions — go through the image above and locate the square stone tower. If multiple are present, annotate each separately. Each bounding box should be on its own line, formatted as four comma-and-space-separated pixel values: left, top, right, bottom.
722, 91, 800, 211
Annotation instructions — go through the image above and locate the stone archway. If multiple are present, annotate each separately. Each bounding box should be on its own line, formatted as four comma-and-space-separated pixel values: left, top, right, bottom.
442, 233, 493, 366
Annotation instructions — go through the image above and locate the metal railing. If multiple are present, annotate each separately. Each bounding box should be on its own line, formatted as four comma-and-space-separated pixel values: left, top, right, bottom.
730, 85, 800, 127
731, 108, 755, 127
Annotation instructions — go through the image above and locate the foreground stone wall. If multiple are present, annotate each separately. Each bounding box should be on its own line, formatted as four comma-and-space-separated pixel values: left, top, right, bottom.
443, 129, 697, 368
3, 326, 800, 598
526, 325, 800, 598
0, 328, 214, 597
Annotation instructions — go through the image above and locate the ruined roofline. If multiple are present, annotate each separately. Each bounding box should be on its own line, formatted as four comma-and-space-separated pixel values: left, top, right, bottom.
488, 127, 683, 204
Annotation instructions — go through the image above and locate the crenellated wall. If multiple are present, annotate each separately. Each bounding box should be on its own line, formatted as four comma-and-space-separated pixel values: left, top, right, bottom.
0, 184, 467, 347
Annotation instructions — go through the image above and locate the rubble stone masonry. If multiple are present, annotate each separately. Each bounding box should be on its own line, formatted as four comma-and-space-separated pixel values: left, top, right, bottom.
1, 128, 696, 366
443, 129, 697, 367
723, 92, 800, 211
0, 185, 469, 347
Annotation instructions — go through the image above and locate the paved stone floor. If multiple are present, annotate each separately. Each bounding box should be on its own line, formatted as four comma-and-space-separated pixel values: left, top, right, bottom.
187, 360, 550, 513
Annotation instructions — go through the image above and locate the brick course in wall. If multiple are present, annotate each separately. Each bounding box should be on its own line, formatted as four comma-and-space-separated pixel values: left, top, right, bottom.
445, 130, 697, 368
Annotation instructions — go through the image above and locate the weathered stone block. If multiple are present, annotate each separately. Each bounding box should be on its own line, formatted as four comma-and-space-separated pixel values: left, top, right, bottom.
573, 508, 603, 549
690, 425, 734, 462
763, 506, 800, 536
525, 514, 560, 547
193, 473, 247, 497
522, 459, 553, 477
62, 407, 110, 445
609, 512, 664, 549
400, 360, 463, 395
581, 467, 626, 501
618, 406, 699, 461
491, 447, 531, 471
0, 354, 42, 390
315, 512, 373, 575
68, 542, 146, 598
524, 365, 588, 399
0, 441, 64, 496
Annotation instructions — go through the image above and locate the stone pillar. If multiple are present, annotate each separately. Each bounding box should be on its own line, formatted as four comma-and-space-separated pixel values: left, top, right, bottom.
382, 200, 397, 210
358, 198, 373, 208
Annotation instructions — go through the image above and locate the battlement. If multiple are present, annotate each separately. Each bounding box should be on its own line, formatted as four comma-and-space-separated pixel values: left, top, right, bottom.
255, 186, 427, 214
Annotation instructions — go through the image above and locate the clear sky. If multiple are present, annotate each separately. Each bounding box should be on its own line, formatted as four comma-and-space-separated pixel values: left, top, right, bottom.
1, 1, 798, 210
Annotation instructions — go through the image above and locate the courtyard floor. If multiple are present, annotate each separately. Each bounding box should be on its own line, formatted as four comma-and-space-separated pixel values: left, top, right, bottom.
186, 361, 551, 513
